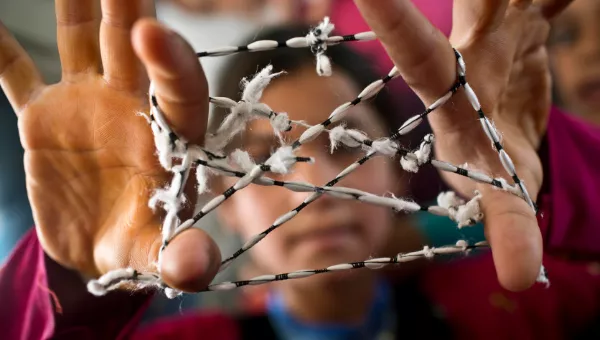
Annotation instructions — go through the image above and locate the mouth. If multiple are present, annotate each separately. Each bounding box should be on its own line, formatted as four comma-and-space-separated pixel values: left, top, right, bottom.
577, 78, 600, 107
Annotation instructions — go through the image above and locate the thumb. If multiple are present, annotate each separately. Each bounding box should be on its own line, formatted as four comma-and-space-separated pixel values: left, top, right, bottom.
480, 187, 543, 291
160, 228, 222, 292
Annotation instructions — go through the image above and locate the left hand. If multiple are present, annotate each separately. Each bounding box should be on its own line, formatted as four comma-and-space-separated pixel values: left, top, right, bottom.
355, 0, 572, 291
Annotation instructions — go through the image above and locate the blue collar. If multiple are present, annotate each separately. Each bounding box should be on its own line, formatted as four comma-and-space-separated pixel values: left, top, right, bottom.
266, 281, 394, 340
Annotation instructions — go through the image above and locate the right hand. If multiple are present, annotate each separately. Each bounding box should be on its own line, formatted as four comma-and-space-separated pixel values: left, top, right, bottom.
355, 0, 571, 291
0, 0, 221, 292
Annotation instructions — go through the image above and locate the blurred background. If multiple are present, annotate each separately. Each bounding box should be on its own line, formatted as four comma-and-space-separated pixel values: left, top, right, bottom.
1, 0, 598, 324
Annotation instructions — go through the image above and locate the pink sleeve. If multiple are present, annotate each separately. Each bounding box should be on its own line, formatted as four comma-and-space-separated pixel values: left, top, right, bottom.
0, 230, 54, 340
423, 108, 600, 338
423, 253, 600, 339
544, 108, 600, 256
0, 229, 152, 340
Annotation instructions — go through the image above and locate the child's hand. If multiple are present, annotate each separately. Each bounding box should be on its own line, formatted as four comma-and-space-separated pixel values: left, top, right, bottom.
0, 0, 220, 292
356, 0, 571, 291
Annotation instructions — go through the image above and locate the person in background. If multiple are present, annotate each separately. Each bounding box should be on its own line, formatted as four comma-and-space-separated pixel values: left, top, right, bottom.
548, 0, 600, 125
1, 0, 600, 339
209, 25, 431, 318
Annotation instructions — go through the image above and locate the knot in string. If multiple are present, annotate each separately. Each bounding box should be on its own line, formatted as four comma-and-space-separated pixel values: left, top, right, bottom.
437, 191, 484, 228
206, 65, 289, 151
306, 17, 335, 76
400, 134, 434, 173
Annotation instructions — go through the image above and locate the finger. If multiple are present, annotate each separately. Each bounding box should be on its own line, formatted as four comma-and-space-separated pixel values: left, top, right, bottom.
0, 23, 45, 113
536, 0, 574, 18
56, 0, 101, 78
100, 220, 221, 293
481, 188, 543, 291
452, 0, 509, 38
353, 0, 455, 103
100, 0, 155, 93
160, 228, 221, 292
132, 19, 208, 145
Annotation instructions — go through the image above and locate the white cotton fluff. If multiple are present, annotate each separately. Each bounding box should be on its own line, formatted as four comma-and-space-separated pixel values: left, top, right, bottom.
306, 17, 335, 76
328, 125, 367, 152
400, 157, 419, 173
453, 193, 483, 228
208, 66, 287, 152
241, 65, 285, 103
306, 17, 335, 45
151, 122, 174, 170
231, 149, 256, 172
536, 265, 550, 288
195, 165, 210, 195
438, 191, 483, 228
400, 134, 434, 173
437, 191, 465, 209
148, 173, 188, 213
415, 134, 434, 164
370, 139, 398, 157
270, 112, 292, 132
266, 146, 301, 174
316, 53, 332, 77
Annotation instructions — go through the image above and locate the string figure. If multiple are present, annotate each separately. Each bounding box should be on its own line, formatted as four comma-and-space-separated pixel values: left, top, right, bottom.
87, 18, 547, 298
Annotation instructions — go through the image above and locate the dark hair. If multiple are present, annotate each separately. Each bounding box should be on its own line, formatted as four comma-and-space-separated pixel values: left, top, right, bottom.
210, 25, 403, 134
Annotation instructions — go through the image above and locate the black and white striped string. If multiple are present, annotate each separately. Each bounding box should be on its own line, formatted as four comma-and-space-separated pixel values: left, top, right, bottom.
171, 67, 458, 272
453, 49, 536, 211
216, 128, 503, 271
195, 139, 520, 202
88, 18, 547, 298
206, 240, 489, 291
94, 61, 465, 297
92, 66, 475, 296
88, 240, 489, 295
329, 128, 522, 196
196, 16, 375, 78
451, 48, 546, 285
165, 64, 403, 250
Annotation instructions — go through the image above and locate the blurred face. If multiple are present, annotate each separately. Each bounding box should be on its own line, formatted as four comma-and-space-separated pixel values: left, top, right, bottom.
548, 0, 600, 124
218, 65, 401, 276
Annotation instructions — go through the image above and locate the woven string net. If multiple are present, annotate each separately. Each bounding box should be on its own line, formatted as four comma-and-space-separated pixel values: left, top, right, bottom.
87, 17, 548, 299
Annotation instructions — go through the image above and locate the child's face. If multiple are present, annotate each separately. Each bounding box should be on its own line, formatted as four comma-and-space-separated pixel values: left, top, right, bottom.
549, 0, 600, 123
218, 65, 401, 276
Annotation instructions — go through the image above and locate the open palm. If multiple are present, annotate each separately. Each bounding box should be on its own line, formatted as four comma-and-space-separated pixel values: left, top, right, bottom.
0, 0, 219, 292
356, 0, 571, 291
